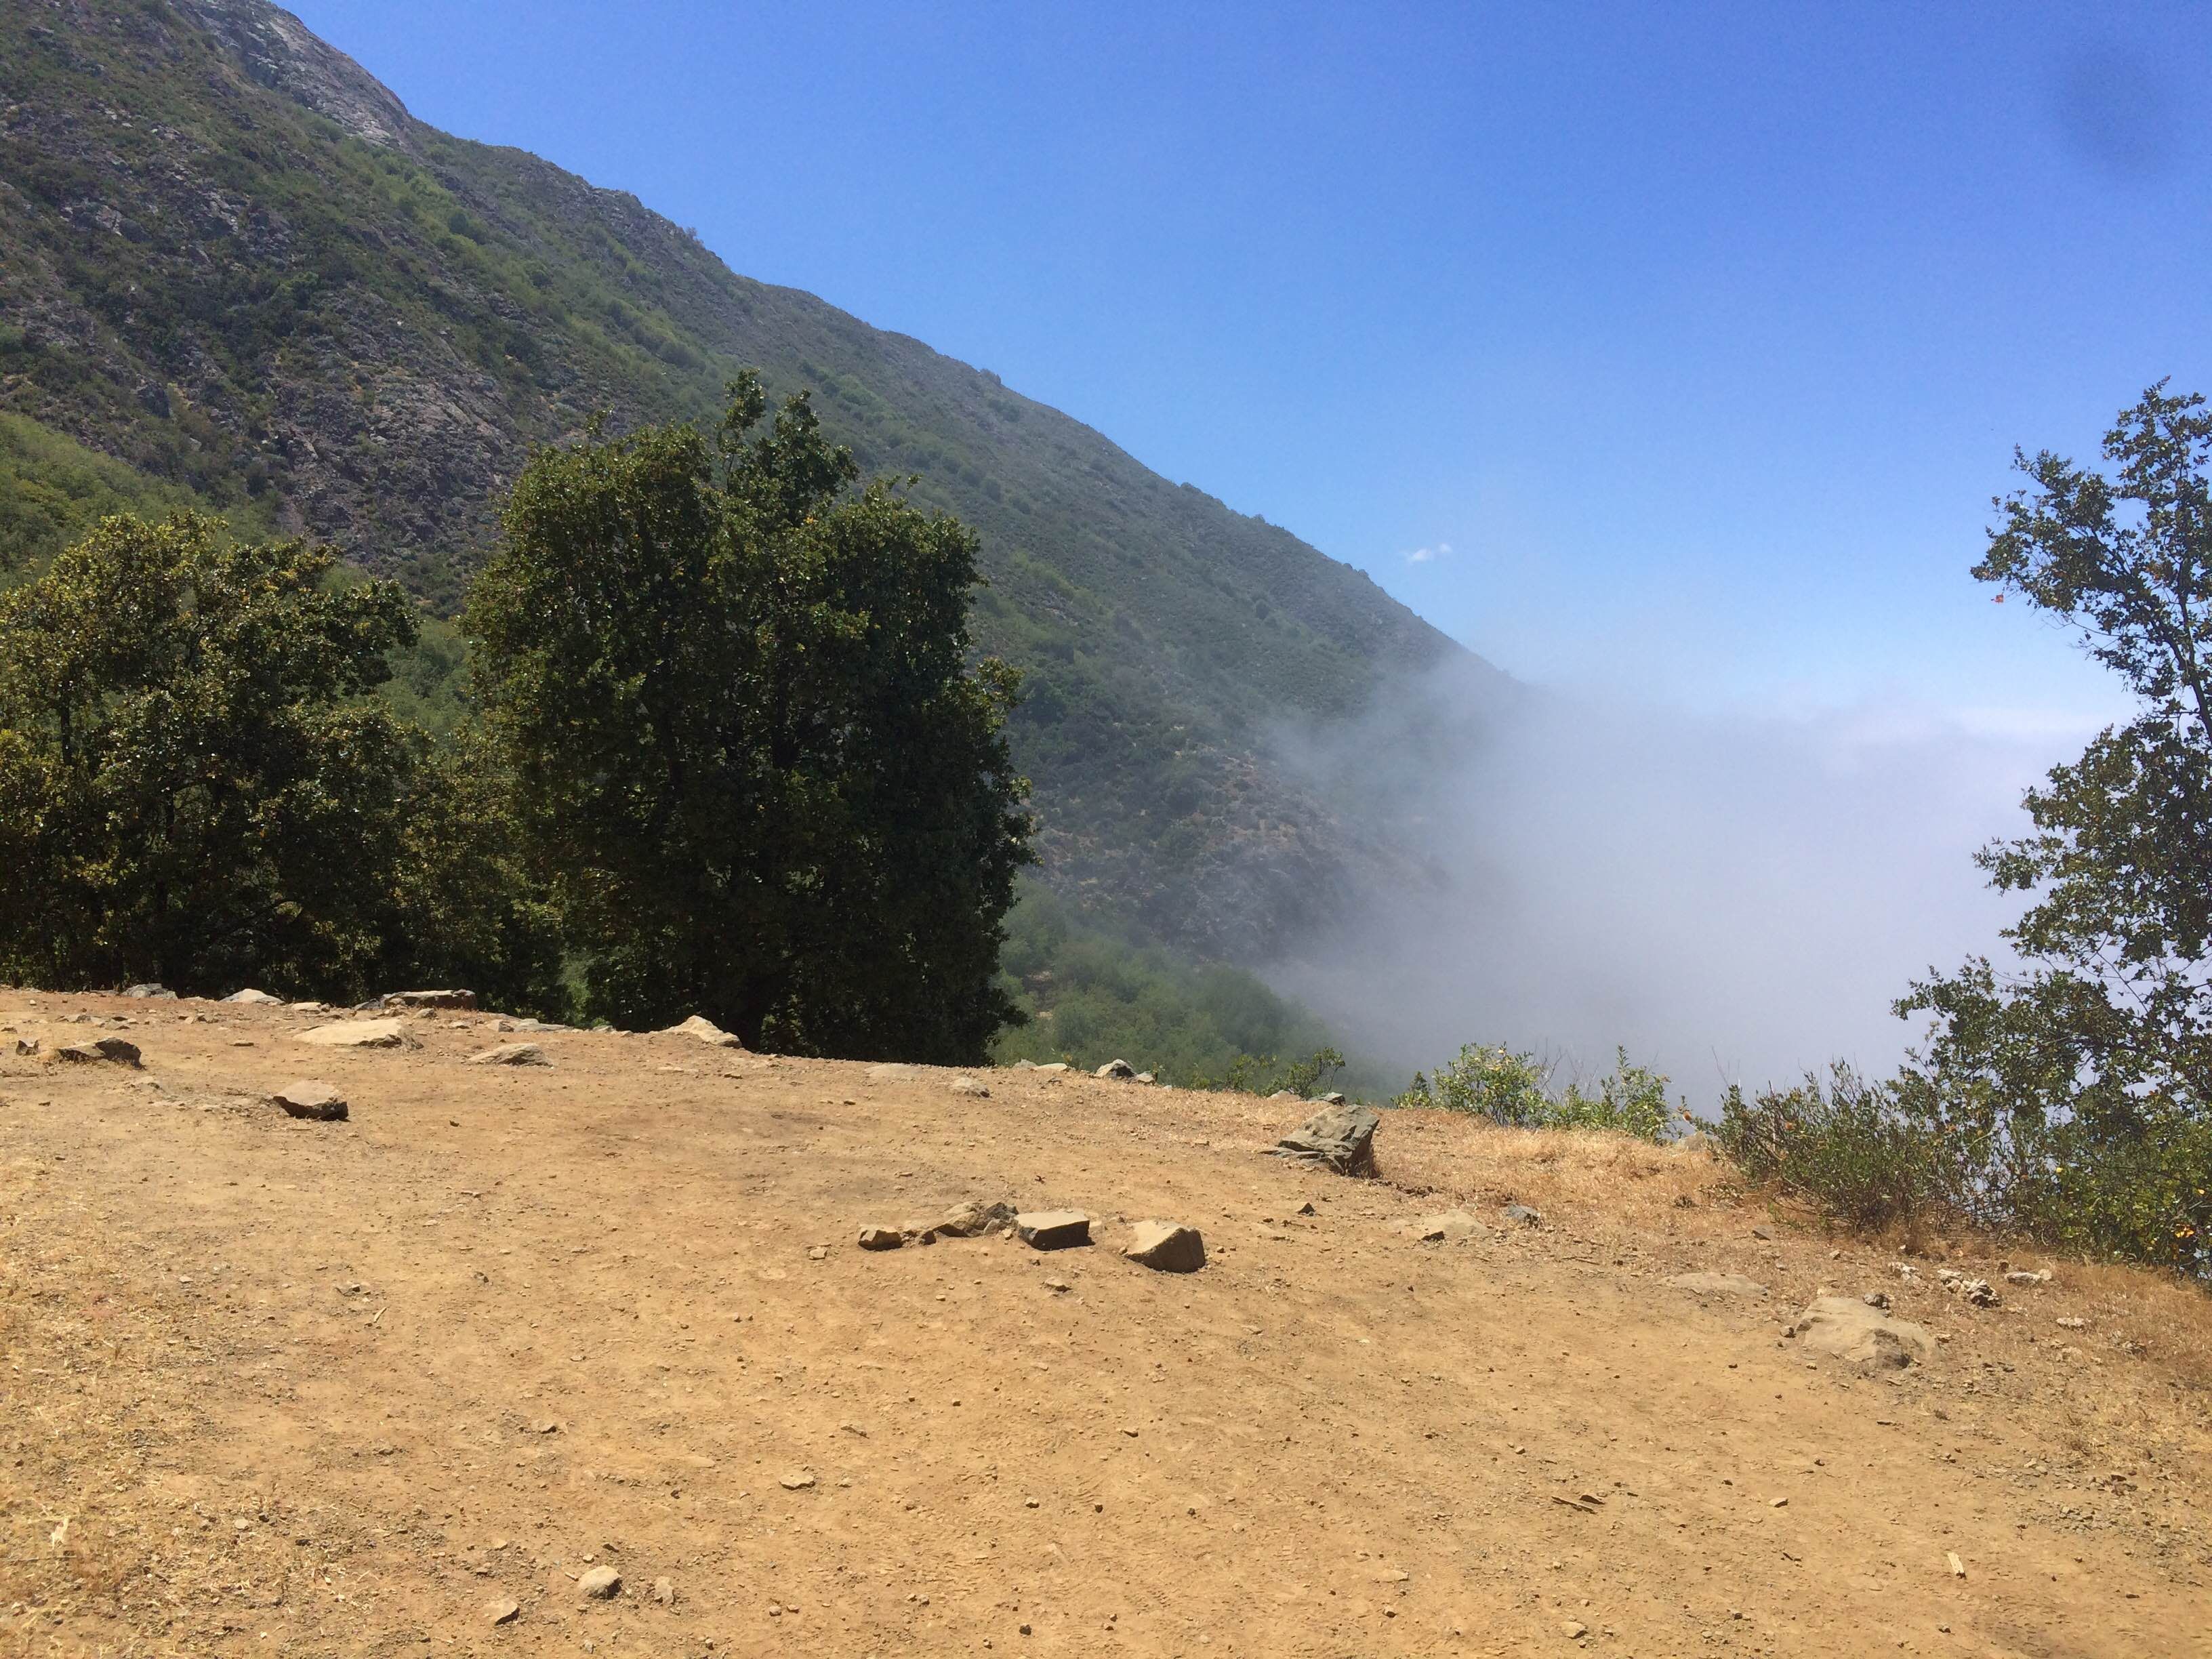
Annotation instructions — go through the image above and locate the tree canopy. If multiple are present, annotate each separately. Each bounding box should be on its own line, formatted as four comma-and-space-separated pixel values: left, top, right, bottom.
0, 512, 561, 1006
1899, 384, 2212, 1271
466, 375, 1033, 1061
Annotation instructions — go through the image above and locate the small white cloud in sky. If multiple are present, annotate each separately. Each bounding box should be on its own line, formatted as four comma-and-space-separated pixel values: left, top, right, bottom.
1403, 540, 1452, 565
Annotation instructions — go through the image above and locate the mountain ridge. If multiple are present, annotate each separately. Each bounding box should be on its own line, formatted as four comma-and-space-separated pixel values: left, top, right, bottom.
0, 0, 1506, 959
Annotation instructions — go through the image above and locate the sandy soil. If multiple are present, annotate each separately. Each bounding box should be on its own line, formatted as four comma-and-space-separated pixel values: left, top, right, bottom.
2, 991, 2208, 1659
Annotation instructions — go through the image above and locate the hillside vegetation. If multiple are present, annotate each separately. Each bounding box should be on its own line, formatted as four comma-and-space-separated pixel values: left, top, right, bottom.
0, 0, 1505, 962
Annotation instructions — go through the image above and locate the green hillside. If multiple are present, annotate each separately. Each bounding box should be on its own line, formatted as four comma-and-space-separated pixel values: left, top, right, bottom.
0, 0, 1504, 962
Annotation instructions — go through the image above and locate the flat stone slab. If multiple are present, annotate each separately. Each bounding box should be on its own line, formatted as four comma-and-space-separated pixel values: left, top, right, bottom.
466, 1042, 548, 1066
1016, 1210, 1091, 1250
1666, 1271, 1769, 1299
272, 1080, 348, 1122
56, 1036, 142, 1066
1124, 1220, 1206, 1272
383, 989, 477, 1010
298, 1019, 407, 1049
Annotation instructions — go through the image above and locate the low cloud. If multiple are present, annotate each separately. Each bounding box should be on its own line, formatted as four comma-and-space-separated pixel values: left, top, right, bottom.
1403, 541, 1452, 565
1269, 659, 2081, 1102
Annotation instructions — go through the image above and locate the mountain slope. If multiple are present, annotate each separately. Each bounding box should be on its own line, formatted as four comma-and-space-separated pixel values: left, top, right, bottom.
0, 0, 1505, 958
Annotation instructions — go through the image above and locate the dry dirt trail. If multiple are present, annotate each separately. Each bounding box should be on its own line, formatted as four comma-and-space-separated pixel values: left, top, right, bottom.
3, 993, 2208, 1659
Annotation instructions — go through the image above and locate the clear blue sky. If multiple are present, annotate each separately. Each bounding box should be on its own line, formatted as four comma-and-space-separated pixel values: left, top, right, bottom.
291, 0, 2211, 728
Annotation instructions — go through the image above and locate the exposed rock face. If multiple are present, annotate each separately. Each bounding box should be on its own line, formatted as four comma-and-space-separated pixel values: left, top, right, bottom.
1123, 1221, 1206, 1272
170, 0, 417, 148
1788, 1295, 1933, 1369
1269, 1103, 1379, 1176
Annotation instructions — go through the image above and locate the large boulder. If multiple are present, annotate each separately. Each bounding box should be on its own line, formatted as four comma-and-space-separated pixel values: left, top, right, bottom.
222, 988, 283, 1006
298, 1019, 408, 1048
1094, 1058, 1136, 1080
122, 983, 175, 1000
1788, 1294, 1933, 1369
1269, 1102, 1380, 1175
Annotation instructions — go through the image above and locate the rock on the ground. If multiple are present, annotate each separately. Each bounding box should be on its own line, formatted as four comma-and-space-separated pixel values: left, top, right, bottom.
1123, 1219, 1206, 1272
577, 1565, 621, 1599
1095, 1058, 1136, 1079
222, 989, 283, 1005
2005, 1268, 2052, 1286
1269, 1102, 1380, 1176
1134, 1071, 1155, 1084
14, 1037, 39, 1057
651, 1576, 675, 1605
934, 1198, 1017, 1238
1016, 1210, 1092, 1250
123, 983, 175, 999
1414, 1210, 1483, 1242
1317, 1090, 1346, 1105
779, 1469, 815, 1490
948, 1076, 991, 1097
1501, 1202, 1543, 1227
58, 1037, 142, 1066
857, 1226, 903, 1251
383, 989, 477, 1010
1031, 1062, 1069, 1075
865, 1062, 918, 1080
272, 1080, 348, 1122
663, 1014, 743, 1048
298, 1019, 407, 1049
466, 1042, 549, 1067
486, 1597, 520, 1625
1788, 1294, 1933, 1369
1664, 1271, 1769, 1299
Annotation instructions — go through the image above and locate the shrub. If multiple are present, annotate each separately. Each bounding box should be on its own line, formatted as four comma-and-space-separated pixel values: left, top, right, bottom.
1713, 1065, 1950, 1231
1398, 1044, 1680, 1144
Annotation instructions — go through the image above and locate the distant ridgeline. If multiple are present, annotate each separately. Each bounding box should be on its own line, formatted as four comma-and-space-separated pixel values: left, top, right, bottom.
0, 0, 1511, 970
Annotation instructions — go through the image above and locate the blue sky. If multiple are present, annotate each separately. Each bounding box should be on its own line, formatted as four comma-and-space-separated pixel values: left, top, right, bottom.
290, 0, 2210, 728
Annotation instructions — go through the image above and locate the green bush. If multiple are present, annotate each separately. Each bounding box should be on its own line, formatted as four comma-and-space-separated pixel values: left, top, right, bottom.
1713, 1065, 1948, 1231
1397, 1044, 1681, 1144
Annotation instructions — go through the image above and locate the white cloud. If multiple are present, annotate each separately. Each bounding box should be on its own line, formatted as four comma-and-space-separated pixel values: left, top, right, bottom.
1403, 540, 1452, 565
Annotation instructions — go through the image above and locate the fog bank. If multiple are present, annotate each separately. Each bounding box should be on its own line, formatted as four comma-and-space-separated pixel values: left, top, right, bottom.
1271, 661, 2086, 1101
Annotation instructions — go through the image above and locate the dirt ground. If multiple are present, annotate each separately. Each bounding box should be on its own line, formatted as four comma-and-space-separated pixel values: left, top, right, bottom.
2, 992, 2208, 1659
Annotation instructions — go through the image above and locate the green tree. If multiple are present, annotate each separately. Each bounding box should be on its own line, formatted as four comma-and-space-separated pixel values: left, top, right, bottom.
466, 375, 1033, 1061
1900, 384, 2212, 1273
0, 511, 563, 1009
